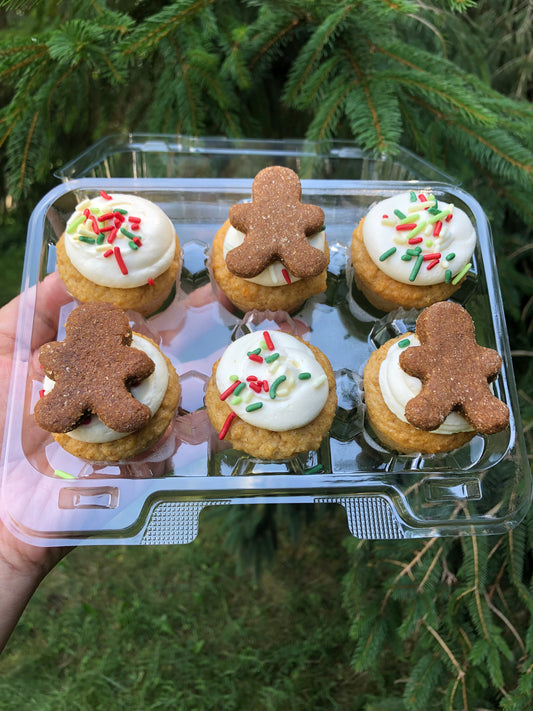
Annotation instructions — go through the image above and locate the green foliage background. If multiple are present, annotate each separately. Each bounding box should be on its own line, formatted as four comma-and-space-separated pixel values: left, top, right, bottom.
0, 1, 532, 709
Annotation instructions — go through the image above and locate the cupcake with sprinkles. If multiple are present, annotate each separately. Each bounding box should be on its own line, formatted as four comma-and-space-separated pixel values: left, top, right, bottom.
350, 190, 476, 311
210, 166, 329, 314
56, 192, 181, 316
205, 330, 337, 460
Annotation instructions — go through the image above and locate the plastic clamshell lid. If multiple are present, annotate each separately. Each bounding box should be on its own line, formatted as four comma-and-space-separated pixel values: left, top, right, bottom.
1, 173, 530, 546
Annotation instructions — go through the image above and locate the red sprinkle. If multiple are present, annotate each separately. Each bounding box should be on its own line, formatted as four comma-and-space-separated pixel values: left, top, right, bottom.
433, 221, 443, 237
281, 268, 291, 284
248, 353, 263, 363
382, 214, 388, 219
103, 249, 113, 258
408, 237, 423, 244
99, 225, 114, 232
262, 380, 269, 392
98, 212, 115, 222
423, 252, 442, 261
107, 227, 118, 244
39, 388, 45, 398
246, 375, 258, 381
88, 214, 100, 234
426, 259, 440, 270
263, 331, 275, 351
445, 213, 453, 222
100, 190, 113, 200
128, 216, 141, 223
418, 193, 427, 202
396, 223, 417, 231
130, 223, 141, 231
248, 381, 262, 393
147, 277, 155, 286
132, 236, 142, 247
218, 411, 236, 440
219, 380, 241, 401
114, 246, 128, 275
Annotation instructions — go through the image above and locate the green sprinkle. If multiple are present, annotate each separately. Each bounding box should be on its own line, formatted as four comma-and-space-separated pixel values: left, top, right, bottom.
425, 239, 434, 248
229, 374, 239, 382
394, 209, 406, 220
400, 212, 420, 224
305, 464, 323, 474
401, 254, 412, 261
115, 208, 128, 214
427, 206, 440, 215
67, 215, 85, 234
298, 372, 312, 380
259, 340, 267, 350
247, 348, 262, 356
452, 262, 472, 285
427, 208, 451, 224
409, 254, 424, 282
406, 247, 422, 256
270, 375, 286, 399
320, 224, 326, 231
445, 269, 452, 283
446, 252, 456, 261
54, 469, 75, 479
78, 235, 95, 244
406, 220, 427, 239
230, 396, 242, 405
234, 382, 246, 396
379, 247, 397, 261
265, 352, 279, 364
246, 402, 263, 412
96, 233, 105, 245
409, 190, 417, 202
398, 338, 411, 348
120, 227, 137, 240
128, 240, 138, 250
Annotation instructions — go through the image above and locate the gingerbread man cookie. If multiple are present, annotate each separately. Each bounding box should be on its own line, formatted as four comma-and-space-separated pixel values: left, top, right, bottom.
225, 166, 327, 279
35, 302, 155, 434
399, 301, 509, 433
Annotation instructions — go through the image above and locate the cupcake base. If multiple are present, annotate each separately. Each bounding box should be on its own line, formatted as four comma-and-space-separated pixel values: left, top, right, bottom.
351, 219, 463, 312
52, 348, 180, 462
210, 220, 328, 313
56, 233, 181, 317
363, 335, 475, 454
205, 339, 337, 460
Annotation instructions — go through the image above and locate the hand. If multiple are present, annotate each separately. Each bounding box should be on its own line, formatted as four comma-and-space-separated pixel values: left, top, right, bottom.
0, 272, 72, 652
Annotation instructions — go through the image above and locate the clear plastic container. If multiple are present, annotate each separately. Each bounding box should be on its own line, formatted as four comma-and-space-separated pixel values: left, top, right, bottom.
1, 137, 530, 546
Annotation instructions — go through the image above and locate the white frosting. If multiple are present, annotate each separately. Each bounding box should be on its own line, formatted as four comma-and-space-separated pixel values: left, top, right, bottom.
379, 336, 473, 435
363, 191, 476, 285
215, 330, 329, 431
42, 334, 169, 443
64, 194, 176, 288
223, 224, 326, 286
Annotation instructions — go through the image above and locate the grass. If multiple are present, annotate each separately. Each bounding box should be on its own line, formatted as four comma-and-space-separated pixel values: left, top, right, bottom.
0, 507, 369, 711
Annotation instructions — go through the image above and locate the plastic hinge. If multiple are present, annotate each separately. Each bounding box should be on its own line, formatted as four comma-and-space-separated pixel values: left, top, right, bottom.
316, 496, 404, 540
140, 500, 229, 545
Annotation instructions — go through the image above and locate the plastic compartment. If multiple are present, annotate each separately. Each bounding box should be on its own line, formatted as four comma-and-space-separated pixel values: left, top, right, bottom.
1, 142, 530, 546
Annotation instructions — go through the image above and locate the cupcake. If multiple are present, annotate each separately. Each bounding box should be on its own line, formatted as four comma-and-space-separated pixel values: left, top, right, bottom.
34, 302, 180, 462
56, 192, 181, 316
205, 329, 337, 460
351, 190, 476, 311
210, 166, 329, 313
363, 301, 509, 454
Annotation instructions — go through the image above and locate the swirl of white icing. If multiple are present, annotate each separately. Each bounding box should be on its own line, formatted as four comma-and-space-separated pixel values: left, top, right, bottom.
379, 336, 473, 434
223, 224, 327, 286
215, 330, 329, 431
42, 334, 169, 443
363, 192, 476, 286
64, 194, 176, 288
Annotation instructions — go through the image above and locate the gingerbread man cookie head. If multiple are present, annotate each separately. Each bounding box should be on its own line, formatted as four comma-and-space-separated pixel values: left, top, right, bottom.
226, 166, 328, 279
399, 301, 509, 434
34, 302, 155, 434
